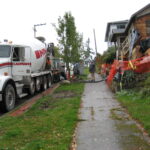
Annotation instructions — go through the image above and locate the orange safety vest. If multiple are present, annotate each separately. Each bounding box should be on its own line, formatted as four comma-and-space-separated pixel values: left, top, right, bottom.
46, 59, 51, 65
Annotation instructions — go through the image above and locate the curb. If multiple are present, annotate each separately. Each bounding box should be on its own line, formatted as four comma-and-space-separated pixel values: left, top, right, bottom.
9, 83, 60, 117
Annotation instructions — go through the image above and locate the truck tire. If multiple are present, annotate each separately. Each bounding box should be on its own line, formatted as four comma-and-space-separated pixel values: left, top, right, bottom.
35, 77, 41, 92
28, 78, 35, 95
42, 76, 47, 90
47, 75, 52, 88
0, 83, 16, 112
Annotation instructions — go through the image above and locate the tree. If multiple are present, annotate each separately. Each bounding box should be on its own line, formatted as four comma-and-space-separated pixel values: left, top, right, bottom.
79, 38, 94, 66
83, 38, 94, 61
53, 45, 61, 58
54, 12, 82, 71
102, 46, 116, 64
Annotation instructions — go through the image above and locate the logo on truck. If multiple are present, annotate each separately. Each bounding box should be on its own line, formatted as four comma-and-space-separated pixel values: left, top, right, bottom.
35, 49, 47, 59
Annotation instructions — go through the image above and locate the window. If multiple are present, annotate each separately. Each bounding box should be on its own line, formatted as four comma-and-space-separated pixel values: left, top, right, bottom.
117, 24, 125, 29
13, 47, 20, 61
12, 47, 25, 61
0, 45, 11, 57
146, 20, 150, 36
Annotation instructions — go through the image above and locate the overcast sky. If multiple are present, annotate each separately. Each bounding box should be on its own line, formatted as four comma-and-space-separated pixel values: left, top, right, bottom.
0, 0, 149, 54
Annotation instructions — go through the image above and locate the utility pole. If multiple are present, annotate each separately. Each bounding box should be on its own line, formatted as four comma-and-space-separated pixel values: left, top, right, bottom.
93, 29, 98, 56
33, 23, 46, 38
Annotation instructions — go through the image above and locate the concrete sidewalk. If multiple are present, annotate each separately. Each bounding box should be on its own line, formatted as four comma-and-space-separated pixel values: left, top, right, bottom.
76, 74, 150, 150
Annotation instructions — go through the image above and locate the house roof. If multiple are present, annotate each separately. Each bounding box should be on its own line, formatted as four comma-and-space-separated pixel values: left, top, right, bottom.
125, 3, 150, 33
105, 3, 150, 43
105, 20, 128, 42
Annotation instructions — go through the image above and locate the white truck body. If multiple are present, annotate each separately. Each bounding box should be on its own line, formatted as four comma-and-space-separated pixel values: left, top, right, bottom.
0, 38, 52, 112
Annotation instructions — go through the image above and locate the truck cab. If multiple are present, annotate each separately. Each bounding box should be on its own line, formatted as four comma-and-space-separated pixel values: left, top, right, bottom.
0, 44, 31, 79
0, 44, 32, 112
0, 39, 52, 112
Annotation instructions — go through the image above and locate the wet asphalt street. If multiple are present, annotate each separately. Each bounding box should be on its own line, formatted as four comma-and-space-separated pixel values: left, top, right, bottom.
76, 74, 150, 150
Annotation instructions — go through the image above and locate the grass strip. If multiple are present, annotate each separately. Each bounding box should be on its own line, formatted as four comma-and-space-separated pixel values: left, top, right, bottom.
0, 82, 84, 150
116, 90, 150, 135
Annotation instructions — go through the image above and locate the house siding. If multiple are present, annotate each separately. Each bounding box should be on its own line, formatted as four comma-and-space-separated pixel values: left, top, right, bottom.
134, 15, 150, 39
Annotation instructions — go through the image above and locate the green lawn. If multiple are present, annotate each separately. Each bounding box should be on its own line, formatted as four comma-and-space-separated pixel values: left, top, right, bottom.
0, 83, 84, 150
116, 90, 150, 134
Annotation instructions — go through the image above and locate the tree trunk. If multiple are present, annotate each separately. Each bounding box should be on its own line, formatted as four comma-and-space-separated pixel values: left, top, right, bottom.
66, 62, 70, 80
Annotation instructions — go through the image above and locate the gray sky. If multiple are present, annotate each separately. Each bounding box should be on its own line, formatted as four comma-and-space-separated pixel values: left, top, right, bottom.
0, 0, 149, 54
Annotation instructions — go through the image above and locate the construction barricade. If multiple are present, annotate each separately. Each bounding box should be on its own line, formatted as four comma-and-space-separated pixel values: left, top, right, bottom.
106, 55, 150, 86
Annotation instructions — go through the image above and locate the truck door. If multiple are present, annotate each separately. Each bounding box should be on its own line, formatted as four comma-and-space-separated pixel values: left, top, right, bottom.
11, 46, 31, 81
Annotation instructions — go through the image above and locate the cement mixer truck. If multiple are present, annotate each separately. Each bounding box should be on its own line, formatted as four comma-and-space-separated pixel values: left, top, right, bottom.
0, 38, 55, 112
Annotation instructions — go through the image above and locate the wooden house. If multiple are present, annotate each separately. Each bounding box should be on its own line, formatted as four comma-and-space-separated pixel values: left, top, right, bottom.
106, 4, 150, 60
124, 3, 150, 60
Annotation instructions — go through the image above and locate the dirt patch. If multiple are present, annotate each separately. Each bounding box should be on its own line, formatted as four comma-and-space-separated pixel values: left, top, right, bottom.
110, 107, 130, 121
9, 84, 60, 117
40, 91, 77, 110
40, 98, 59, 110
52, 91, 76, 99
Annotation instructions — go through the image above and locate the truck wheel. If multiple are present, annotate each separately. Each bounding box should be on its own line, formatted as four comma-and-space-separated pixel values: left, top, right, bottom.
47, 75, 52, 88
28, 78, 35, 95
42, 76, 47, 90
0, 84, 16, 112
35, 77, 41, 92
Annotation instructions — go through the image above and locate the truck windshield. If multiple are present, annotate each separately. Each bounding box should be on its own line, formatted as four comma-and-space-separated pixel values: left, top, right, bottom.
0, 45, 11, 57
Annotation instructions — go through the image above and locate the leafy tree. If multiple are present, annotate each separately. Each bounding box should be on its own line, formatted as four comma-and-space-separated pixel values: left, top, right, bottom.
54, 12, 82, 71
53, 45, 61, 58
81, 38, 94, 62
102, 46, 116, 64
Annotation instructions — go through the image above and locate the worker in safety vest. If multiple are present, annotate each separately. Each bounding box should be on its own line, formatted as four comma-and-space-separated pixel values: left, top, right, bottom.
46, 57, 51, 69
